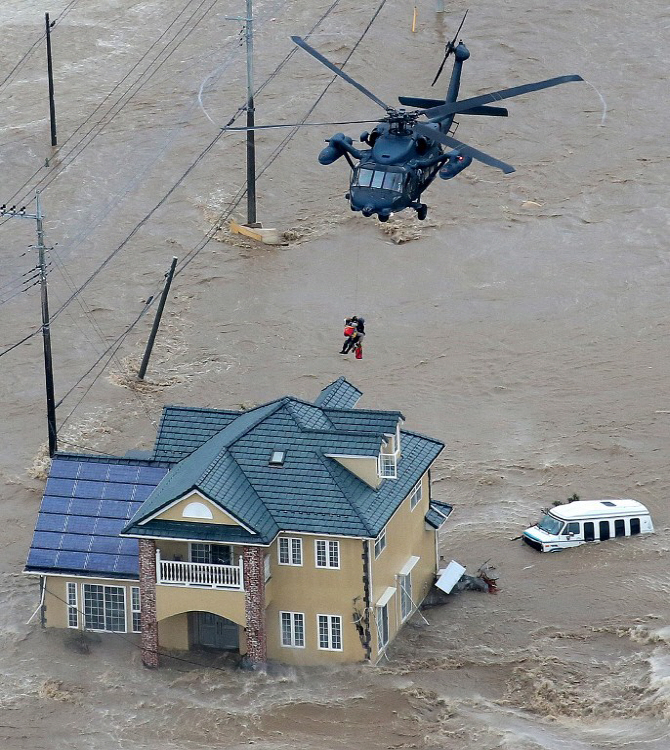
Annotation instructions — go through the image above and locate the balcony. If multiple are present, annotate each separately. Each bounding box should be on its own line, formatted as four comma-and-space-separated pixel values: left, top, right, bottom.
156, 550, 244, 590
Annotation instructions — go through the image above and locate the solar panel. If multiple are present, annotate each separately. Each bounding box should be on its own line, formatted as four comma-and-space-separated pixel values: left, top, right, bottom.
61, 534, 93, 552
89, 537, 122, 554
77, 463, 110, 481
36, 514, 68, 533
55, 550, 88, 569
48, 459, 81, 479
32, 531, 63, 550
85, 553, 117, 573
73, 480, 107, 500
101, 483, 135, 501
40, 496, 71, 514
44, 477, 77, 496
26, 458, 165, 577
27, 548, 59, 567
114, 555, 139, 575
69, 498, 102, 516
65, 516, 97, 534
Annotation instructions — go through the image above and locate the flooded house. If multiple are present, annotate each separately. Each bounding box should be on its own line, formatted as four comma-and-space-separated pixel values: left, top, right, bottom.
24, 378, 451, 667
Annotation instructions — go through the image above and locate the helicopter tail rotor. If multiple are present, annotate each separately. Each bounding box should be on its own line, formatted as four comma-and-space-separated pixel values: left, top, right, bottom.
431, 9, 468, 86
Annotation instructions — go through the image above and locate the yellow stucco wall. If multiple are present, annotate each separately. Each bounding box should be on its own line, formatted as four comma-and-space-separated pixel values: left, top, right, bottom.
265, 534, 367, 666
369, 471, 437, 658
330, 456, 381, 488
156, 583, 246, 625
42, 575, 140, 632
156, 491, 244, 526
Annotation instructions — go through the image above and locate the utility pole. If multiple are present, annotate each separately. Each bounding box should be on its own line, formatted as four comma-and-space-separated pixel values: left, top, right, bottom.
244, 0, 257, 225
45, 13, 57, 147
138, 257, 178, 380
0, 191, 58, 455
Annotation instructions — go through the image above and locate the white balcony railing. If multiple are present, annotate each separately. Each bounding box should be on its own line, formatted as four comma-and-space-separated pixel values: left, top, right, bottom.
156, 550, 244, 590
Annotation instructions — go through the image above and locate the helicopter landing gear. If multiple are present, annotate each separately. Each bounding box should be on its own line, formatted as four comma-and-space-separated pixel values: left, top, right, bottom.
416, 204, 428, 221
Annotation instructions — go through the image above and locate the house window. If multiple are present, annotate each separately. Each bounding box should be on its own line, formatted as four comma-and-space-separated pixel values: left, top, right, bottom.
378, 452, 397, 479
264, 553, 272, 582
67, 582, 78, 628
409, 480, 423, 510
376, 604, 389, 651
278, 537, 303, 566
82, 584, 126, 632
317, 614, 342, 651
374, 528, 387, 559
131, 587, 141, 633
398, 573, 413, 621
280, 611, 305, 648
190, 543, 232, 565
315, 539, 340, 569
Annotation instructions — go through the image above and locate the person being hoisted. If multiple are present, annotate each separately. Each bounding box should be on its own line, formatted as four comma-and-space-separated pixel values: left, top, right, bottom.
340, 316, 365, 358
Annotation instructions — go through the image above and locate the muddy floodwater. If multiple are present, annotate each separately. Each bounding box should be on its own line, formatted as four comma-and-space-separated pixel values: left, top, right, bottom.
1, 0, 669, 748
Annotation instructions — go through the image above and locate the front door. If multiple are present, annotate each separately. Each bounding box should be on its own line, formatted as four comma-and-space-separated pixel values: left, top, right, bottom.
194, 613, 239, 650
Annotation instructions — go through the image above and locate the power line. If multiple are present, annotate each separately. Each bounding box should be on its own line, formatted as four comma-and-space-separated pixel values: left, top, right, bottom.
0, 0, 218, 219
0, 0, 81, 93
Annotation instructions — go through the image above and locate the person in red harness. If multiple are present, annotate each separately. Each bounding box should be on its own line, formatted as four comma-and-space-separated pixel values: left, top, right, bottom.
340, 316, 365, 357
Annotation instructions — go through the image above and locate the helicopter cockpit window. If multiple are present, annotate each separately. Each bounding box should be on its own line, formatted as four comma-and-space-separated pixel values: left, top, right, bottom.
354, 168, 405, 192
355, 168, 374, 187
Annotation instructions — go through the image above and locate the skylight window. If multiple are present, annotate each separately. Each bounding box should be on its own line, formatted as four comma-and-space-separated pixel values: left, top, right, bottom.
269, 450, 286, 466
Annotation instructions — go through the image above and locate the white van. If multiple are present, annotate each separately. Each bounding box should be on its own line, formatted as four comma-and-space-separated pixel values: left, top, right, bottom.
522, 499, 653, 552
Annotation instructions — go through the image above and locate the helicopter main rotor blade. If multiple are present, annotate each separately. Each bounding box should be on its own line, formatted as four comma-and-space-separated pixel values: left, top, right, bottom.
291, 36, 391, 111
222, 119, 380, 132
413, 121, 515, 173
424, 75, 584, 120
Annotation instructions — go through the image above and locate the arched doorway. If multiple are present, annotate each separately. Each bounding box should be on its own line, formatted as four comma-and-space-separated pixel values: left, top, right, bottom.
189, 612, 240, 651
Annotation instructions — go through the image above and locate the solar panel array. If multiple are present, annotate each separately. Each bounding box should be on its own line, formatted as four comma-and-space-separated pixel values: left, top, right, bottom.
26, 458, 168, 578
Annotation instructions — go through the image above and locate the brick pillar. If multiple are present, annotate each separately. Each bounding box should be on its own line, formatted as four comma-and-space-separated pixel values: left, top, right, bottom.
242, 546, 267, 666
139, 539, 159, 668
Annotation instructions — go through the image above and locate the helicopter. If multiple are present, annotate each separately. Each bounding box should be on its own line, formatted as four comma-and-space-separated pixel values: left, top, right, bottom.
225, 18, 584, 222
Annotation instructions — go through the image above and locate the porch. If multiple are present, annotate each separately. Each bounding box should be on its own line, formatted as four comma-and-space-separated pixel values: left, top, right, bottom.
156, 549, 244, 590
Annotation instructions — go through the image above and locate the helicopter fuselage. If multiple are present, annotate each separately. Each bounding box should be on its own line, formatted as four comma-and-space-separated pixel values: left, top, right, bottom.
317, 42, 472, 221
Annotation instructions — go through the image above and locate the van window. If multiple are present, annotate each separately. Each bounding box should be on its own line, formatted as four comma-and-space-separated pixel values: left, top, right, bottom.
630, 518, 640, 535
614, 519, 625, 537
538, 515, 564, 535
566, 522, 580, 535
599, 520, 610, 541
584, 522, 595, 542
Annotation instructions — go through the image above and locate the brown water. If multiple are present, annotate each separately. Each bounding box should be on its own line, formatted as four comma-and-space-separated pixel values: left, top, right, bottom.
1, 0, 669, 748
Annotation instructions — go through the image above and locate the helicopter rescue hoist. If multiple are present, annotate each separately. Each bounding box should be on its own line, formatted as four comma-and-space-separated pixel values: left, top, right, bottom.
225, 15, 584, 222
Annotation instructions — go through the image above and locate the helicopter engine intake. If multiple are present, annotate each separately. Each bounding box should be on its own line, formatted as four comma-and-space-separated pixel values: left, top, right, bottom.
439, 152, 473, 180
319, 133, 363, 165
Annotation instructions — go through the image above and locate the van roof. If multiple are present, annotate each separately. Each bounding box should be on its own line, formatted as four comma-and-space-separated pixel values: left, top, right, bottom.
550, 499, 649, 520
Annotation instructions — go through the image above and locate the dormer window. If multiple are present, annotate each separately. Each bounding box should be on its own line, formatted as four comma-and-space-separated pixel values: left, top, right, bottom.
269, 450, 286, 466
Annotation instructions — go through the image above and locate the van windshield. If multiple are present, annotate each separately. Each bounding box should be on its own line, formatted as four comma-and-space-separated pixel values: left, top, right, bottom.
537, 514, 564, 535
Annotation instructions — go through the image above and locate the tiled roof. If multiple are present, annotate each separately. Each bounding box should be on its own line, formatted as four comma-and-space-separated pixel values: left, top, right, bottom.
425, 500, 454, 530
313, 377, 362, 409
123, 382, 444, 542
25, 455, 168, 578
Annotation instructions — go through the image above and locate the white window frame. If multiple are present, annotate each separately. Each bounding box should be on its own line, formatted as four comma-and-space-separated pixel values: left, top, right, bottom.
131, 586, 141, 633
264, 553, 272, 582
376, 604, 389, 651
398, 573, 413, 621
409, 480, 423, 511
377, 452, 397, 479
317, 614, 343, 651
67, 581, 78, 628
374, 527, 387, 559
82, 584, 127, 633
315, 539, 340, 569
190, 543, 233, 565
280, 611, 305, 648
278, 536, 303, 566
